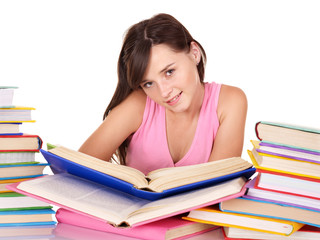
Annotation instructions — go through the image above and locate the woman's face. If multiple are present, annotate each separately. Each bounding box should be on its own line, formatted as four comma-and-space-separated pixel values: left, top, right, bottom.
140, 42, 203, 113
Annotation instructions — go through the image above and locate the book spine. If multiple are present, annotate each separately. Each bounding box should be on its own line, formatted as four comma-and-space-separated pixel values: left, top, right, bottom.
255, 122, 262, 141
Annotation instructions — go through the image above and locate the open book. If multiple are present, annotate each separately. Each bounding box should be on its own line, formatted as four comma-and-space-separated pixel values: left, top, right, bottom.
8, 174, 249, 228
55, 208, 217, 240
41, 146, 255, 200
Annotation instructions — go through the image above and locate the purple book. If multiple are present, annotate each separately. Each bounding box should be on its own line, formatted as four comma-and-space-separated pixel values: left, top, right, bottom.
256, 141, 320, 164
244, 178, 320, 212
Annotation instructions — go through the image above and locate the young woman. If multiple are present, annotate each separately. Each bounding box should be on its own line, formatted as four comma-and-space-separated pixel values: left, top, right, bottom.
79, 13, 247, 174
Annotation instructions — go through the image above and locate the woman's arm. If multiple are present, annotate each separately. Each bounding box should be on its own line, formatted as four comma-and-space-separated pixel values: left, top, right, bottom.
209, 84, 248, 161
78, 89, 146, 162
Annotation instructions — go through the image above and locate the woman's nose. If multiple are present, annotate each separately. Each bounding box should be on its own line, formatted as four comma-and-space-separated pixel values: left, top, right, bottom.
158, 82, 173, 98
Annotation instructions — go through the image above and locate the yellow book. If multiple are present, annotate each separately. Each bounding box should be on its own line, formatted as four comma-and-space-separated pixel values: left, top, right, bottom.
0, 107, 36, 110
0, 178, 31, 193
248, 149, 320, 180
183, 205, 304, 236
0, 107, 35, 123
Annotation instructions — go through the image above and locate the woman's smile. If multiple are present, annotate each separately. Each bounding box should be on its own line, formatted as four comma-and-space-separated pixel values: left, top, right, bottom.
166, 91, 183, 106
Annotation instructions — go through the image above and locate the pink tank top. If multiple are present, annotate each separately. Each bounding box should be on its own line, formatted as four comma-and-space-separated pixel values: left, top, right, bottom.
126, 82, 221, 174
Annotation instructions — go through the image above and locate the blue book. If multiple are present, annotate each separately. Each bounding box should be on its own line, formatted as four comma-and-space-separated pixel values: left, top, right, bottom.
0, 123, 22, 135
220, 197, 320, 228
0, 163, 48, 179
0, 174, 45, 181
41, 147, 255, 200
0, 222, 56, 227
0, 209, 56, 226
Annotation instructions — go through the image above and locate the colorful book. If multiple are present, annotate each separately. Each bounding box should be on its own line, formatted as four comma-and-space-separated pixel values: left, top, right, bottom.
183, 204, 304, 236
253, 169, 320, 200
255, 121, 320, 152
0, 134, 42, 152
252, 140, 320, 164
248, 149, 320, 179
0, 177, 42, 193
41, 146, 255, 200
55, 208, 218, 240
0, 209, 55, 226
220, 197, 320, 228
223, 225, 320, 240
244, 177, 320, 211
0, 163, 48, 179
7, 174, 249, 228
0, 107, 35, 123
0, 192, 52, 211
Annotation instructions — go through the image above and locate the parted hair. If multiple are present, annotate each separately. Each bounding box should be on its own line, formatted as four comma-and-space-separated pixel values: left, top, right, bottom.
104, 13, 207, 165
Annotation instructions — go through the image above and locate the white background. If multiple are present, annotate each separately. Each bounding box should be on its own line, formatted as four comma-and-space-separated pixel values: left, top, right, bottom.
1, 0, 319, 166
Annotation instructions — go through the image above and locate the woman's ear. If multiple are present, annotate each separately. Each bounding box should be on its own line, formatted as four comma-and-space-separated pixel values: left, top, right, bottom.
189, 41, 201, 65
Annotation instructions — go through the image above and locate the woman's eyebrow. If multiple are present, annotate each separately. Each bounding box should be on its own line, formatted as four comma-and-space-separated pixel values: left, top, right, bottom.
159, 62, 175, 74
141, 62, 176, 84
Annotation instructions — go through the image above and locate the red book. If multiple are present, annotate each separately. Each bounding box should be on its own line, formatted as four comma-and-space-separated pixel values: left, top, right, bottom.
0, 134, 42, 152
254, 169, 320, 200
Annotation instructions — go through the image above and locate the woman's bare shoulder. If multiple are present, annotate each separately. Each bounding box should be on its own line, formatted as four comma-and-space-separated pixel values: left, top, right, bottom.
217, 84, 247, 120
108, 89, 147, 131
78, 89, 147, 160
117, 89, 146, 116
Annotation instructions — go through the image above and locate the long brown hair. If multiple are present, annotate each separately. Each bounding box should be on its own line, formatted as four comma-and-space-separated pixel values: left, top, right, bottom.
104, 13, 207, 165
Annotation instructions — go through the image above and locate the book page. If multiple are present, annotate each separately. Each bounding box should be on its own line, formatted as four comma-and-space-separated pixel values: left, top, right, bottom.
49, 146, 148, 188
17, 174, 150, 226
127, 177, 246, 225
147, 158, 252, 192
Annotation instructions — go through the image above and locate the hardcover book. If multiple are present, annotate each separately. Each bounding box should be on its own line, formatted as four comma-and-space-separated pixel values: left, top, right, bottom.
0, 192, 52, 211
183, 205, 304, 236
220, 197, 320, 228
248, 149, 320, 179
0, 107, 35, 123
253, 169, 320, 200
252, 140, 320, 164
244, 177, 320, 211
255, 121, 320, 152
0, 209, 55, 226
7, 174, 250, 228
55, 208, 218, 240
41, 145, 255, 200
0, 134, 43, 152
223, 225, 320, 240
0, 163, 48, 179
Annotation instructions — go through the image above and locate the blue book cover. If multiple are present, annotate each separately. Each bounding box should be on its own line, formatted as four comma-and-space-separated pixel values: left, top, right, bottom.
0, 222, 56, 227
41, 149, 255, 200
0, 174, 45, 181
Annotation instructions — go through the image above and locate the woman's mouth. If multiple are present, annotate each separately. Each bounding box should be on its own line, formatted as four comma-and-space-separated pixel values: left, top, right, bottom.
166, 92, 182, 106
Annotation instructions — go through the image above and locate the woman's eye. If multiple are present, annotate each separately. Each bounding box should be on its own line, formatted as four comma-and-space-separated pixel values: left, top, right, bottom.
143, 82, 153, 88
166, 69, 174, 76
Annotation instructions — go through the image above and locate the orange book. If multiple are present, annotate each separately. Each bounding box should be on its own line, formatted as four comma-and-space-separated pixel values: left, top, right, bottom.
183, 205, 304, 236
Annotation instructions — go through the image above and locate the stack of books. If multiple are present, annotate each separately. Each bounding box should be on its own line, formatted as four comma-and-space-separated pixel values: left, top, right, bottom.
183, 121, 320, 239
0, 86, 55, 238
6, 143, 256, 239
